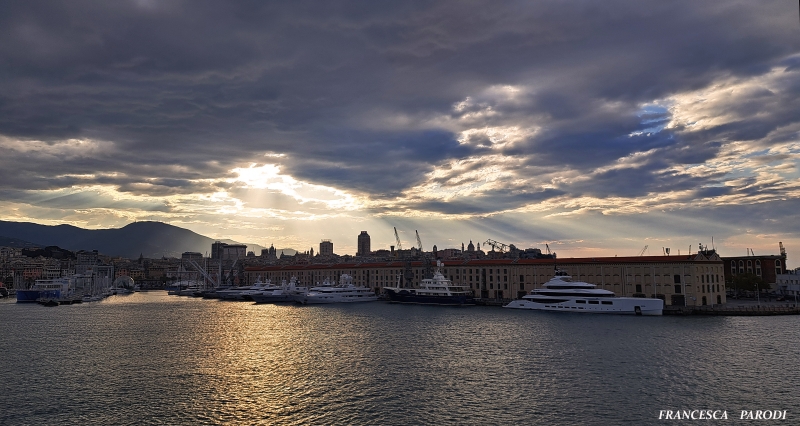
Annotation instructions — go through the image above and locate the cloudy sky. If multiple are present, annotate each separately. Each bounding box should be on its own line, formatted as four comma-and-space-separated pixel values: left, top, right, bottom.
1, 1, 799, 260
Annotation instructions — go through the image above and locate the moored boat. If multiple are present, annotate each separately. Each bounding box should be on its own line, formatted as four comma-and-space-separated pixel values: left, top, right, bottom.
251, 277, 306, 304
295, 274, 378, 304
383, 261, 475, 306
504, 270, 663, 315
16, 277, 75, 303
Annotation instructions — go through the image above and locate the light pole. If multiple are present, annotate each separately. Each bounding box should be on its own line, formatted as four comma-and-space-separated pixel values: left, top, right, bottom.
756, 282, 760, 307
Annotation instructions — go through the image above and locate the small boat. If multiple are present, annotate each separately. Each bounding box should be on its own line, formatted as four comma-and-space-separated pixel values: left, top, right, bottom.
504, 270, 663, 315
383, 261, 475, 306
39, 298, 60, 307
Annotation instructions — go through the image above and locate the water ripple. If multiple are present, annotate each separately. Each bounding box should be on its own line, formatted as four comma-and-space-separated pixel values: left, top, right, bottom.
1, 293, 799, 425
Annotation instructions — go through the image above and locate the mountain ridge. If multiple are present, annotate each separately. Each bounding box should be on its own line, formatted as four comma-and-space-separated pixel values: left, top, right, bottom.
0, 220, 281, 259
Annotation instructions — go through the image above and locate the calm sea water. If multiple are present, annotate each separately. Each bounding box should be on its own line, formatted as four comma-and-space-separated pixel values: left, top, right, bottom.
1, 292, 798, 425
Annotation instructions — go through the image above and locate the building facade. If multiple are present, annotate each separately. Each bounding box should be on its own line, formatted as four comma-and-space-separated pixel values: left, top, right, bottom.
245, 252, 726, 307
774, 268, 800, 301
721, 254, 786, 290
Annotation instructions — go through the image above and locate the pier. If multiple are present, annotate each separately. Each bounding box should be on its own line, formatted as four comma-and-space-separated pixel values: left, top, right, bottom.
664, 301, 800, 316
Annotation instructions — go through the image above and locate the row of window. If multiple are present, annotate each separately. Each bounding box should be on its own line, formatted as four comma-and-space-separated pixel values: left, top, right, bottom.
730, 259, 783, 276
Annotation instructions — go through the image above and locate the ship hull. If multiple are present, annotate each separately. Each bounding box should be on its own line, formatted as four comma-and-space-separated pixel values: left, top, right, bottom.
251, 293, 296, 304
385, 289, 475, 306
504, 298, 663, 315
16, 289, 61, 303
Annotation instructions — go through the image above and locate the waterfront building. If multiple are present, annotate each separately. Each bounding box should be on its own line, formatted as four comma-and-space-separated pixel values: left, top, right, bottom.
245, 251, 726, 307
357, 231, 370, 257
774, 267, 800, 299
721, 245, 787, 291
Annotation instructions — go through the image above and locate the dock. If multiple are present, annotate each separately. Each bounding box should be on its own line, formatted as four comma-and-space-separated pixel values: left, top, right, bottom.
664, 303, 800, 316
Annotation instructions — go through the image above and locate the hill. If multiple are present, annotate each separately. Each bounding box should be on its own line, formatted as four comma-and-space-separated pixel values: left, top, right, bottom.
0, 221, 269, 259
0, 236, 43, 249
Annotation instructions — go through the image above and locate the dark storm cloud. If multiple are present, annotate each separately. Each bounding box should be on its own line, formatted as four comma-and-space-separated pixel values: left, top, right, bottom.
0, 0, 798, 212
388, 188, 565, 216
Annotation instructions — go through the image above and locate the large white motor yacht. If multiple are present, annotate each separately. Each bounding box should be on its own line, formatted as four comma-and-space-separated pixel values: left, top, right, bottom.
251, 277, 307, 304
295, 274, 378, 304
504, 270, 663, 315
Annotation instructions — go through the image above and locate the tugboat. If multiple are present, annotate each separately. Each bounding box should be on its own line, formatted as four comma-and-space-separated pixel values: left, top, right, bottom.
383, 261, 475, 306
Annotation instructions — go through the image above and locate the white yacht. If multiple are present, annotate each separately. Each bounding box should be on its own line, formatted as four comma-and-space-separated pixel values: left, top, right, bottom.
295, 274, 378, 304
504, 270, 663, 315
216, 280, 280, 301
251, 277, 307, 304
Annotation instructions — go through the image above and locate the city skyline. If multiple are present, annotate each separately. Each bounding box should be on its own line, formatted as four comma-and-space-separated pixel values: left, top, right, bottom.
1, 1, 799, 260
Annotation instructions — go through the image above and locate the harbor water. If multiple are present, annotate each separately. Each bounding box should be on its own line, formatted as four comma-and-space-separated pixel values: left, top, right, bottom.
1, 292, 798, 425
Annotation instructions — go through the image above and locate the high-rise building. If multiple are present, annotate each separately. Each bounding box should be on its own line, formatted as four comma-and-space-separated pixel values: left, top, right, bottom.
211, 242, 246, 261
320, 240, 334, 256
357, 231, 370, 256
76, 250, 99, 275
222, 244, 247, 261
211, 241, 225, 260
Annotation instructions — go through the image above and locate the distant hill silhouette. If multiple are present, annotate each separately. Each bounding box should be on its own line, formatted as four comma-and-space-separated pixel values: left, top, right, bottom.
0, 236, 43, 249
0, 221, 272, 259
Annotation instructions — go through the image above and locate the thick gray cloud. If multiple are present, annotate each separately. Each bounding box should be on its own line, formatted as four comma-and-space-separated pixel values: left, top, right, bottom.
0, 0, 798, 235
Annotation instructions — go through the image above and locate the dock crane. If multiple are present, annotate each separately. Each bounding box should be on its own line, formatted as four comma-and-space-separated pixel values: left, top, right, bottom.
416, 230, 433, 279
394, 227, 413, 288
394, 227, 403, 253
484, 239, 509, 253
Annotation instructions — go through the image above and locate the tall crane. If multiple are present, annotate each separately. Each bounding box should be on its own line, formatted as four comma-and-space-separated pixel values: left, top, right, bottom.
416, 230, 433, 279
484, 239, 509, 253
394, 227, 413, 288
638, 245, 648, 256
394, 227, 403, 253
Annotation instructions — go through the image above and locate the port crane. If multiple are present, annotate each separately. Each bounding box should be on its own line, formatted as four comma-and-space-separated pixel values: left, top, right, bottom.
484, 239, 509, 253
185, 259, 219, 288
394, 227, 403, 253
394, 227, 414, 288
416, 230, 433, 279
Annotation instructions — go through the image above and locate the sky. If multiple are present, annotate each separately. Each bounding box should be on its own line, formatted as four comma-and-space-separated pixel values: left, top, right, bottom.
1, 1, 799, 261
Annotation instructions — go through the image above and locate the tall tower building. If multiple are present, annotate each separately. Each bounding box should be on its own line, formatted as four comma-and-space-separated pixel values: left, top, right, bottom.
357, 231, 371, 256
211, 241, 225, 260
320, 239, 334, 256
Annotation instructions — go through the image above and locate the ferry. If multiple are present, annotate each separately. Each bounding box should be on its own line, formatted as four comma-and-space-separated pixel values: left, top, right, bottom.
383, 261, 475, 306
16, 277, 75, 303
504, 270, 663, 315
